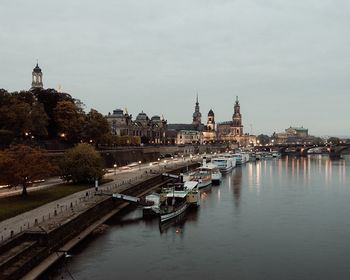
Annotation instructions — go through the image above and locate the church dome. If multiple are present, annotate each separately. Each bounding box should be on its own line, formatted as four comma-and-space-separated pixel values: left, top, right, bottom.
136, 111, 149, 121
151, 115, 161, 121
33, 63, 42, 73
208, 109, 214, 116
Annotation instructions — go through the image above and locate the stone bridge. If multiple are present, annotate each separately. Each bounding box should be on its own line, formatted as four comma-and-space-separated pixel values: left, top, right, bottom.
254, 143, 350, 159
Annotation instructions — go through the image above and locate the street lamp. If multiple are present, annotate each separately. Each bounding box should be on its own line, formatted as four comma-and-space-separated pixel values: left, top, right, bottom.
138, 160, 141, 170
113, 163, 117, 175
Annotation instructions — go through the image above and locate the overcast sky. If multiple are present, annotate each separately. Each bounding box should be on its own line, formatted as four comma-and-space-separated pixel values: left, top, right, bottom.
1, 0, 349, 136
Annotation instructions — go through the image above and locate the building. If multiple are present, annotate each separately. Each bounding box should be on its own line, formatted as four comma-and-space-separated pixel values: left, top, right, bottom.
176, 130, 202, 145
216, 96, 256, 146
106, 109, 167, 144
272, 126, 310, 144
285, 126, 308, 138
31, 63, 43, 89
203, 109, 217, 143
192, 94, 202, 129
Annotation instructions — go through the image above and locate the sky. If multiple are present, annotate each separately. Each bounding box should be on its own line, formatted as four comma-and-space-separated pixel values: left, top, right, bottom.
1, 0, 349, 136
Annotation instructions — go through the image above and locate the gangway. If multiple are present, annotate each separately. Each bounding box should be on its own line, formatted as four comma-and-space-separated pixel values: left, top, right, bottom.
112, 193, 154, 206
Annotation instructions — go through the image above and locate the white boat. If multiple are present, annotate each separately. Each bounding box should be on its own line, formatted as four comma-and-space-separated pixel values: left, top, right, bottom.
232, 153, 242, 165
198, 162, 222, 184
211, 157, 233, 173
159, 181, 199, 222
272, 152, 281, 158
241, 152, 250, 163
220, 153, 237, 169
184, 168, 212, 188
143, 193, 160, 217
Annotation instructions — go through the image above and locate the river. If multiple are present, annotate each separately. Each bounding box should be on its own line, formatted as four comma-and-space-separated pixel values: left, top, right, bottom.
46, 155, 350, 280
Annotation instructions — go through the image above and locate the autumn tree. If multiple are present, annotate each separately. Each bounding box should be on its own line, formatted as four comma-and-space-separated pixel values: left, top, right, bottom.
83, 109, 110, 145
0, 145, 56, 196
54, 100, 85, 142
59, 143, 105, 183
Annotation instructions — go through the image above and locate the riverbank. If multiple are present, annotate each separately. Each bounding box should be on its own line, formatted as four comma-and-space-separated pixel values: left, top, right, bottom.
0, 160, 200, 280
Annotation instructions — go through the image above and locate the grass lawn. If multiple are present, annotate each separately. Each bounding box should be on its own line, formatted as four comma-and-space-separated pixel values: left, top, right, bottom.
0, 179, 112, 222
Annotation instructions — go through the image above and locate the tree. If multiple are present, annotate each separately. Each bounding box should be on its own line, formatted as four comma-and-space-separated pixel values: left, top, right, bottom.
83, 109, 110, 145
33, 88, 79, 138
54, 100, 85, 142
328, 137, 340, 145
0, 145, 56, 196
59, 143, 105, 183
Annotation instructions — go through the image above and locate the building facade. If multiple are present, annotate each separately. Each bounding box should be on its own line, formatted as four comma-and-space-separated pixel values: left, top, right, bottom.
217, 96, 256, 146
106, 109, 167, 144
272, 126, 310, 144
176, 130, 202, 145
203, 109, 217, 143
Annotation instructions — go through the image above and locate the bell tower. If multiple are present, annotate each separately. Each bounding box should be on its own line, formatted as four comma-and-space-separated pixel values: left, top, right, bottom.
31, 62, 43, 89
192, 94, 202, 128
207, 109, 215, 131
232, 96, 243, 136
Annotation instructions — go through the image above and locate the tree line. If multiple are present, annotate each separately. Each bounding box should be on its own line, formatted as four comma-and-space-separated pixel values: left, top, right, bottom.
0, 88, 110, 147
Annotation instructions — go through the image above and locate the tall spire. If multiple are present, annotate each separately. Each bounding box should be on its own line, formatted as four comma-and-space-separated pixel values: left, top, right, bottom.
196, 93, 199, 104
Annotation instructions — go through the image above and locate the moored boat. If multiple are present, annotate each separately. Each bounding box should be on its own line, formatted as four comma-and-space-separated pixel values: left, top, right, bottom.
159, 181, 199, 223
211, 157, 233, 173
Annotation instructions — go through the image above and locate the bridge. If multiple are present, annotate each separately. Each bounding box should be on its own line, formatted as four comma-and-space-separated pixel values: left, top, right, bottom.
254, 143, 350, 159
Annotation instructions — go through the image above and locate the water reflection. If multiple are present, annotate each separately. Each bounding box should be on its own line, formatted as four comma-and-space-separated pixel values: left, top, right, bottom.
232, 167, 242, 208
47, 155, 350, 280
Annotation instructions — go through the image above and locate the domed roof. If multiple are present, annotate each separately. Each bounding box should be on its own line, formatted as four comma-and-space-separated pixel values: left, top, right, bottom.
208, 109, 214, 116
33, 63, 42, 73
112, 109, 124, 116
136, 111, 149, 121
151, 115, 161, 121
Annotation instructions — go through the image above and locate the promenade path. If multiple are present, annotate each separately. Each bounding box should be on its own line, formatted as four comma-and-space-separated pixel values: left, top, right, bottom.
0, 157, 197, 243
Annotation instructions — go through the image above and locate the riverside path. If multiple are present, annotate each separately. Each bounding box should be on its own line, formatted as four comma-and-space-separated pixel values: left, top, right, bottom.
0, 156, 198, 243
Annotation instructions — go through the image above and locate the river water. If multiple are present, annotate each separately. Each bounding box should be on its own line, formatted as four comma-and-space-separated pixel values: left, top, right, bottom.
47, 155, 350, 280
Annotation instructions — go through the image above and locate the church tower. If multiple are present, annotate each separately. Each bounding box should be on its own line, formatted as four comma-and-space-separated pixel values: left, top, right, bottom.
232, 96, 243, 136
31, 62, 43, 89
207, 109, 215, 131
192, 94, 202, 128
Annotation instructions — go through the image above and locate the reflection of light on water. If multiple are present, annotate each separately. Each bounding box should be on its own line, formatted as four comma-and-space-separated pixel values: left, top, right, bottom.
296, 159, 299, 180
278, 159, 282, 178
291, 158, 295, 177
248, 163, 253, 188
303, 158, 307, 183
256, 162, 261, 192
227, 176, 232, 190
217, 188, 221, 201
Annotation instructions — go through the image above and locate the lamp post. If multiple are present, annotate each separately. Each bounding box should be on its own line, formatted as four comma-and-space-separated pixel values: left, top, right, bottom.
113, 163, 117, 175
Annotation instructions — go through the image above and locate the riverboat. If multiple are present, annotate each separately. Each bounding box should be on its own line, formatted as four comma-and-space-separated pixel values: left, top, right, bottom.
159, 181, 199, 223
197, 162, 222, 184
211, 157, 233, 173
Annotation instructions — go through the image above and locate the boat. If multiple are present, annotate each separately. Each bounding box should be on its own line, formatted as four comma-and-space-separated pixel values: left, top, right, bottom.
197, 162, 222, 184
159, 181, 199, 223
143, 193, 160, 218
272, 152, 281, 158
183, 158, 212, 188
221, 153, 237, 169
211, 157, 233, 173
232, 153, 242, 165
241, 152, 250, 163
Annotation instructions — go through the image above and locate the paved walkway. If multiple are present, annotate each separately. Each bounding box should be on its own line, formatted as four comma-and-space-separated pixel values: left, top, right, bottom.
0, 157, 198, 243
